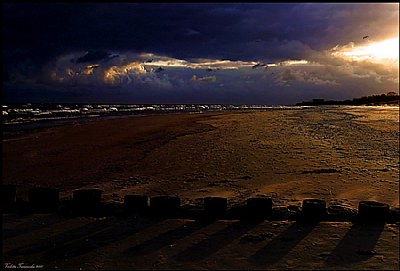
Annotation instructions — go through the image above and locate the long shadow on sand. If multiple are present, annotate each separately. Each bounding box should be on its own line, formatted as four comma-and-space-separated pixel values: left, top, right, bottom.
324, 223, 385, 266
3, 214, 68, 241
124, 221, 205, 257
250, 221, 316, 266
6, 216, 119, 256
44, 216, 163, 260
6, 217, 112, 256
175, 221, 261, 262
3, 213, 27, 224
6, 216, 161, 259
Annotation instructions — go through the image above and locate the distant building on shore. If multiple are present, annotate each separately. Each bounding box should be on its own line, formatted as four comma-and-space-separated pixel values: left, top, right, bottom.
312, 99, 325, 105
296, 93, 399, 106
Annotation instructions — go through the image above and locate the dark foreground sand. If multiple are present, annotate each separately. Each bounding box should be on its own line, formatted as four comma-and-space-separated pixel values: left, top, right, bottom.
3, 214, 399, 270
3, 106, 399, 270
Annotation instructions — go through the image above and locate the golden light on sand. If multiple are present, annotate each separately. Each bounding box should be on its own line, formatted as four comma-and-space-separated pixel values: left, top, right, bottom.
333, 37, 399, 62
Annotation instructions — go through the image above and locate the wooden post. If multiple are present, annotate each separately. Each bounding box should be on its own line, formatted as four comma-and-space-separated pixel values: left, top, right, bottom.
124, 195, 149, 214
245, 196, 273, 221
150, 196, 181, 217
2, 185, 16, 213
73, 189, 103, 215
302, 199, 327, 222
28, 187, 60, 213
204, 197, 227, 220
358, 201, 389, 224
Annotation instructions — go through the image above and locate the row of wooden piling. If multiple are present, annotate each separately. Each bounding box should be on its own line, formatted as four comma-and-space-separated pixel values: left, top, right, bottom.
1, 185, 398, 224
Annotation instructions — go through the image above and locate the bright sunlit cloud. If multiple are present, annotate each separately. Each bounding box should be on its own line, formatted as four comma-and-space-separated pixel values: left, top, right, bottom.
104, 62, 147, 84
279, 60, 310, 66
142, 56, 258, 70
332, 38, 399, 62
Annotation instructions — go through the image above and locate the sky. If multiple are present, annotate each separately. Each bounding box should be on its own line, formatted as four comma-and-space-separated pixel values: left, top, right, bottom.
2, 3, 399, 105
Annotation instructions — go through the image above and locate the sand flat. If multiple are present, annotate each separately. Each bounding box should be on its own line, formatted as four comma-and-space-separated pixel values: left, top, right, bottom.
3, 107, 399, 208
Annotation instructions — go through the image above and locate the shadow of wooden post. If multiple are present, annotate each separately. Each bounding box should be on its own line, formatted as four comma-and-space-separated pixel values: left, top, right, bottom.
175, 221, 261, 262
124, 221, 204, 257
250, 221, 316, 265
324, 223, 385, 266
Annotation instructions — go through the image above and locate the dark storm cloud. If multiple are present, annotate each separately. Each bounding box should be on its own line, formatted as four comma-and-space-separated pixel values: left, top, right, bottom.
5, 3, 397, 63
2, 3, 399, 103
76, 51, 118, 63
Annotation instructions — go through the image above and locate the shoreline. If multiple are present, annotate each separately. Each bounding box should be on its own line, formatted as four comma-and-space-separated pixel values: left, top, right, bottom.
6, 104, 396, 135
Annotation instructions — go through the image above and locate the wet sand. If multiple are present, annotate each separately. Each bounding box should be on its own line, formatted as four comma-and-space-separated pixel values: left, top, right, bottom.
3, 106, 399, 208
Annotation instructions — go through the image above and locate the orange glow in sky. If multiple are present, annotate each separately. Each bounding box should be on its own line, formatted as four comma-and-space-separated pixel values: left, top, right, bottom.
333, 37, 399, 63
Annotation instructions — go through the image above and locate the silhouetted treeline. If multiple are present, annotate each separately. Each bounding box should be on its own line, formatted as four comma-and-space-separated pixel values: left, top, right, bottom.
296, 92, 399, 106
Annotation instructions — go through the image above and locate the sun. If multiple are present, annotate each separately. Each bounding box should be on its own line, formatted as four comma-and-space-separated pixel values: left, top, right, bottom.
333, 37, 399, 62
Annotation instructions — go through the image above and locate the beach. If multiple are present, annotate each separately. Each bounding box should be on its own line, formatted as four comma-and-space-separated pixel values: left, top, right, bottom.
3, 106, 400, 270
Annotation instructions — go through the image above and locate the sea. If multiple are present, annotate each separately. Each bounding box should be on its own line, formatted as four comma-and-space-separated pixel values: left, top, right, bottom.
3, 103, 398, 133
2, 103, 302, 133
